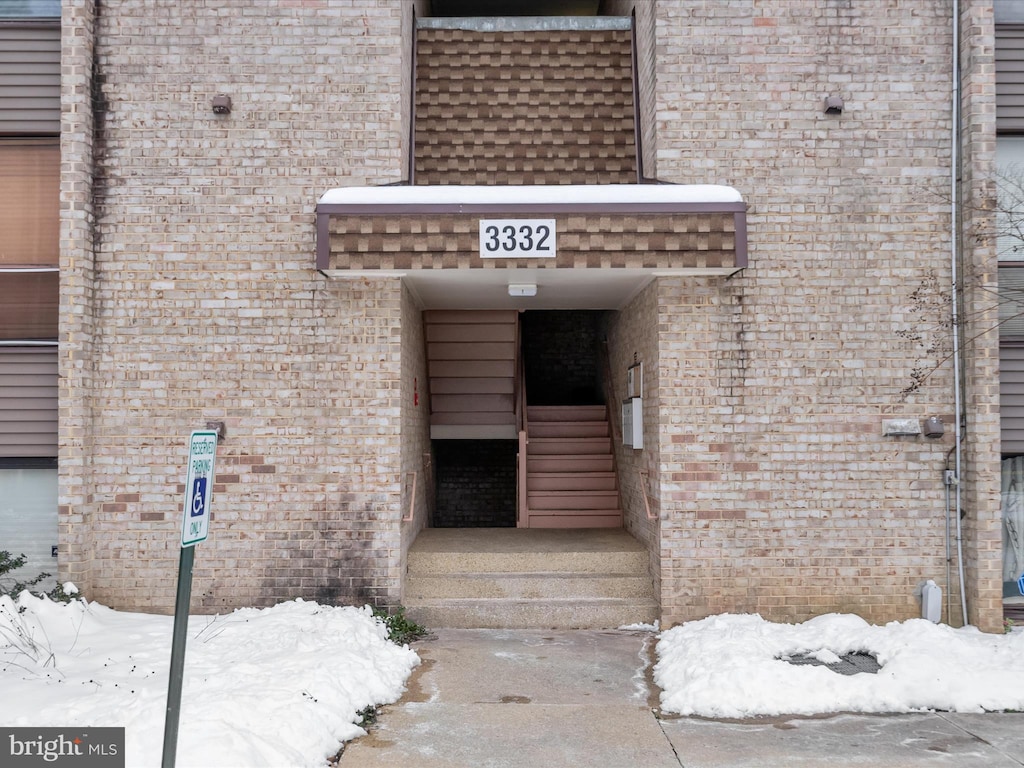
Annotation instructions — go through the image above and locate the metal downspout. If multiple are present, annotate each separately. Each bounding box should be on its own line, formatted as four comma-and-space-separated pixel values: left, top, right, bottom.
950, 0, 969, 626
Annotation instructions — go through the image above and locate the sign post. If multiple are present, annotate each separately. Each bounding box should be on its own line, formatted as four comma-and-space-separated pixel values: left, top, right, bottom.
162, 430, 217, 768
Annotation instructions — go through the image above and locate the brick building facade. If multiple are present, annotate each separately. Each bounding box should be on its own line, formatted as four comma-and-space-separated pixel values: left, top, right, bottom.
55, 0, 1003, 631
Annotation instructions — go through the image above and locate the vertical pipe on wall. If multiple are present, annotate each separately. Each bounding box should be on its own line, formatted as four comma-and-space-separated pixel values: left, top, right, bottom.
950, 0, 966, 626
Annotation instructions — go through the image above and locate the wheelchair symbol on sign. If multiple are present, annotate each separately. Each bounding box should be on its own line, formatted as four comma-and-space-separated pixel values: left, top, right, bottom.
190, 477, 207, 518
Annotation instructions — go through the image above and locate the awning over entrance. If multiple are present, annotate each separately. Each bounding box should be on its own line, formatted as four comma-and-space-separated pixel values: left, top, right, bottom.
315, 184, 747, 309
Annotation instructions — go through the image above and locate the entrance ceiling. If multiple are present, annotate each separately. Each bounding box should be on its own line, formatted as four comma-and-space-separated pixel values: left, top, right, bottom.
405, 267, 665, 311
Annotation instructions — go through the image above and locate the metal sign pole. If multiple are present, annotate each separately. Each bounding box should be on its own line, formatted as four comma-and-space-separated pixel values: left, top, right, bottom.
161, 429, 217, 768
161, 545, 195, 768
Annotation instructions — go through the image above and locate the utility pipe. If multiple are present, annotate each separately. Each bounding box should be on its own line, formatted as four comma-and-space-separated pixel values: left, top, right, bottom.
946, 0, 962, 626
945, 467, 953, 623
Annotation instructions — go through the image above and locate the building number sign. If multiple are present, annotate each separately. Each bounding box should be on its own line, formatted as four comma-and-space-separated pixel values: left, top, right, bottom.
479, 219, 556, 258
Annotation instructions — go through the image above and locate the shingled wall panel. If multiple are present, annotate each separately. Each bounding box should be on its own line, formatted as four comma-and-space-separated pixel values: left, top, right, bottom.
414, 28, 637, 185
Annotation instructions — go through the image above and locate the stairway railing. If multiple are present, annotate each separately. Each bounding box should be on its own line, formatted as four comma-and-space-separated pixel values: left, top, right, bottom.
402, 471, 417, 522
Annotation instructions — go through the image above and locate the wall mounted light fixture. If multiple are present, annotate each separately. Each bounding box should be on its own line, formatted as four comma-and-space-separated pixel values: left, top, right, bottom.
824, 95, 844, 115
882, 418, 921, 437
212, 94, 232, 115
508, 284, 537, 297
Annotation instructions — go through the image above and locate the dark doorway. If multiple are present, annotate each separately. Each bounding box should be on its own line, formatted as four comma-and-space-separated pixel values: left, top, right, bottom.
432, 439, 517, 527
522, 310, 606, 406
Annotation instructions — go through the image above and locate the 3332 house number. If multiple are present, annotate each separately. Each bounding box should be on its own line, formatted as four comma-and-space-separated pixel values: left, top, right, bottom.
479, 219, 556, 258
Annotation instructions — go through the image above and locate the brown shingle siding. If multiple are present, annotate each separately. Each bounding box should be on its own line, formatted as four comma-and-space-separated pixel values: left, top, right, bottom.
325, 212, 739, 272
414, 28, 636, 185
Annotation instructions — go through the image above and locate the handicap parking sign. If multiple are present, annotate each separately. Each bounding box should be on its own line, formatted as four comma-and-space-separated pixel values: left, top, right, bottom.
181, 431, 218, 547
190, 478, 207, 517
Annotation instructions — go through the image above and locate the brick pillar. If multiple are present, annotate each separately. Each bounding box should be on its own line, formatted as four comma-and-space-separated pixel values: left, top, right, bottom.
58, 0, 99, 593
958, 0, 1002, 632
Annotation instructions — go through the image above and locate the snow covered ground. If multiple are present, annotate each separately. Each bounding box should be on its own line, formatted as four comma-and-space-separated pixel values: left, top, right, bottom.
5, 592, 1024, 767
656, 612, 1024, 718
0, 591, 419, 768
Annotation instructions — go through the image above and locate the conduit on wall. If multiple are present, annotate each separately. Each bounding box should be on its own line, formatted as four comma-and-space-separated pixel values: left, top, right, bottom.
949, 0, 968, 627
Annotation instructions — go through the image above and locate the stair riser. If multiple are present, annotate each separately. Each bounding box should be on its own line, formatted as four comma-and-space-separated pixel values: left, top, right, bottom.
404, 600, 658, 630
528, 492, 620, 510
529, 422, 609, 438
407, 550, 649, 575
528, 475, 617, 491
527, 406, 607, 422
406, 575, 654, 600
529, 438, 611, 455
524, 513, 623, 528
528, 457, 613, 473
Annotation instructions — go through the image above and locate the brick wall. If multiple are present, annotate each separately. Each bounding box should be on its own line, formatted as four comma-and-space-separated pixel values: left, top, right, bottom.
60, 0, 1002, 630
432, 440, 517, 528
60, 0, 411, 612
644, 0, 1000, 629
59, 0, 100, 595
958, 1, 1002, 630
399, 281, 430, 598
522, 310, 604, 406
606, 280, 661, 599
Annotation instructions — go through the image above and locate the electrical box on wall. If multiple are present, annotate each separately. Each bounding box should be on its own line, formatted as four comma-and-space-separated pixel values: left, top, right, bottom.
622, 397, 643, 449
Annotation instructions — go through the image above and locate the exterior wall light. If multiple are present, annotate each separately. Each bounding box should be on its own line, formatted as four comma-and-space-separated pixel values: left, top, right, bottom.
882, 418, 921, 437
212, 94, 232, 115
508, 284, 537, 297
923, 416, 944, 438
824, 95, 844, 115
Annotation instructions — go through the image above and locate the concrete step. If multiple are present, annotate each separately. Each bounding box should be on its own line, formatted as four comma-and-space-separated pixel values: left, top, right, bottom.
405, 573, 654, 600
404, 529, 654, 629
528, 472, 617, 491
404, 597, 658, 630
408, 543, 646, 575
529, 420, 609, 438
528, 489, 620, 510
406, 528, 649, 575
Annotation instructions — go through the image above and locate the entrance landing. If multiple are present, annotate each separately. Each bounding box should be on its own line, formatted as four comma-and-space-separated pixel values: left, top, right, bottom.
404, 528, 657, 629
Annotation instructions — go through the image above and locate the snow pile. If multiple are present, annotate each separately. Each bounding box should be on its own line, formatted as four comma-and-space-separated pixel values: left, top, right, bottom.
318, 183, 744, 206
0, 593, 419, 768
655, 613, 1024, 718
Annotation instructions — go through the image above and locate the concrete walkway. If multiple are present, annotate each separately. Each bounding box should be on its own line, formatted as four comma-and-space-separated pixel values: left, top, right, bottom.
338, 629, 1024, 768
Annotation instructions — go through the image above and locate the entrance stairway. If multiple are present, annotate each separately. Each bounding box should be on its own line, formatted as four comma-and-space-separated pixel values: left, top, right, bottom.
404, 528, 658, 629
524, 405, 622, 528
426, 310, 519, 440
